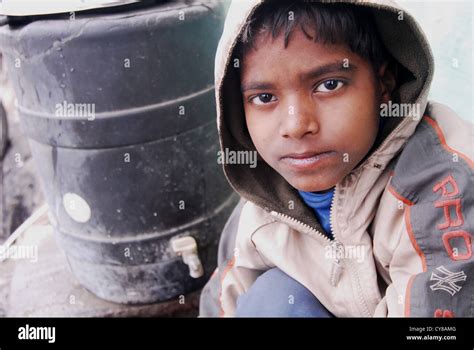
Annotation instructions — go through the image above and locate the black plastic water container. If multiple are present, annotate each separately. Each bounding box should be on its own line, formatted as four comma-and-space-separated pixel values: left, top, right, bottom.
0, 0, 238, 304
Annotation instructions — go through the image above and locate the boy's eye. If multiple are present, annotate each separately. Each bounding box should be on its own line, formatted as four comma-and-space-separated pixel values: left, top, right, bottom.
314, 79, 344, 93
250, 93, 277, 105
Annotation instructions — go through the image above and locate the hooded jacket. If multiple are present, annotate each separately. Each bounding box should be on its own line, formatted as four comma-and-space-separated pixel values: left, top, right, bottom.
200, 0, 474, 317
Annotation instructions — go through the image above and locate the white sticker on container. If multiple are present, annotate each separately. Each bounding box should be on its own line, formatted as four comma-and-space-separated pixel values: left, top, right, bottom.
63, 192, 91, 223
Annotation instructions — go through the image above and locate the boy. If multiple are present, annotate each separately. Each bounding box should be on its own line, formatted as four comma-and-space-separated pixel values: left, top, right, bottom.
200, 0, 473, 317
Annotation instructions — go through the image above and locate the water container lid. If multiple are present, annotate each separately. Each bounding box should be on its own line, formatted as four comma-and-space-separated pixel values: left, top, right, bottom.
0, 0, 141, 16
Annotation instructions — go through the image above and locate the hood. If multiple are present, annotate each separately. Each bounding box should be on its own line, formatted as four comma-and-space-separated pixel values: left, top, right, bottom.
215, 0, 434, 232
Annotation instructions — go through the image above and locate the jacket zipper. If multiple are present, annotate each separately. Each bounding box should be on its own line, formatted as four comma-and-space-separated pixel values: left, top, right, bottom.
270, 184, 345, 287
269, 186, 374, 317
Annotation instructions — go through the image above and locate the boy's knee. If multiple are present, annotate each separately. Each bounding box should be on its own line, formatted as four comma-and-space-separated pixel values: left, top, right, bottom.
235, 268, 333, 317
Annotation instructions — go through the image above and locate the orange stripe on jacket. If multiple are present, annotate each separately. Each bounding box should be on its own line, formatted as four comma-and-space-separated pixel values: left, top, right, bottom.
423, 115, 474, 169
388, 184, 414, 206
218, 256, 236, 317
405, 274, 417, 317
387, 182, 426, 317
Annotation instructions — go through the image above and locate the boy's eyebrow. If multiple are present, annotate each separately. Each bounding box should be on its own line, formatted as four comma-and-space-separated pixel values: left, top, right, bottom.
299, 62, 357, 82
240, 81, 276, 93
240, 61, 357, 93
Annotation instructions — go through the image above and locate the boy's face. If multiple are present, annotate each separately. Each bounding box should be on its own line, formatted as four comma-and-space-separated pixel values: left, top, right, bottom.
241, 28, 390, 192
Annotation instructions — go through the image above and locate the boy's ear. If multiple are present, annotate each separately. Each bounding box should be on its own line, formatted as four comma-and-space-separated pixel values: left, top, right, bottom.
377, 62, 397, 103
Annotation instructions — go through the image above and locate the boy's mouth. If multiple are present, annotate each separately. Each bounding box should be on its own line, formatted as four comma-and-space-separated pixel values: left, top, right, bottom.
280, 151, 336, 171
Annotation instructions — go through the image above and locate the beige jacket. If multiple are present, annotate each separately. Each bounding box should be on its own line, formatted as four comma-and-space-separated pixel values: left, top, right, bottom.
200, 0, 474, 317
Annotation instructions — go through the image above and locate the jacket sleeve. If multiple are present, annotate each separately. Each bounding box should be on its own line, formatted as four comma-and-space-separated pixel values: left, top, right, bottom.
199, 199, 270, 317
372, 111, 474, 317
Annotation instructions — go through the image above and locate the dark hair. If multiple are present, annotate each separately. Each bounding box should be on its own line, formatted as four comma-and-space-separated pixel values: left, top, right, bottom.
237, 1, 389, 70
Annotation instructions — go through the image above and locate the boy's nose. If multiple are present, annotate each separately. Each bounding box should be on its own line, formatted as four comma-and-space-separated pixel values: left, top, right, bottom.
279, 101, 319, 139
